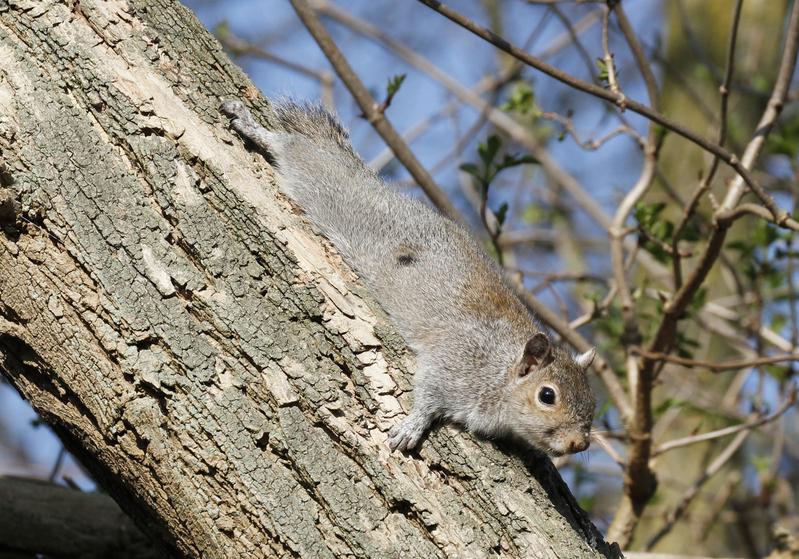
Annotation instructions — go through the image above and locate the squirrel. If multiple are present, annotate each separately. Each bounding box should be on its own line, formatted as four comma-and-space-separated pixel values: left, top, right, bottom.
220, 99, 596, 457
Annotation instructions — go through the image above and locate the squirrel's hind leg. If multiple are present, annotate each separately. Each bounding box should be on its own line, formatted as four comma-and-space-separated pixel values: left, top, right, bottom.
220, 99, 281, 160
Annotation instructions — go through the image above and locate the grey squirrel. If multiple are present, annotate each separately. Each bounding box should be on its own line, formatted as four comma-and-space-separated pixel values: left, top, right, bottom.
220, 99, 596, 456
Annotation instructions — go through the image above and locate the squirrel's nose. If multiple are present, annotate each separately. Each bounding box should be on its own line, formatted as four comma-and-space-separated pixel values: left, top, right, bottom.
566, 434, 590, 454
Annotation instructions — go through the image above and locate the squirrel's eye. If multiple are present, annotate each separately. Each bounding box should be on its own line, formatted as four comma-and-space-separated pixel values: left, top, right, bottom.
538, 386, 556, 406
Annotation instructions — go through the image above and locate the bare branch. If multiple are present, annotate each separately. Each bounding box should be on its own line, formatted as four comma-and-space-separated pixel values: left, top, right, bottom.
644, 0, 799, 374
645, 429, 750, 549
316, 0, 674, 288
632, 349, 799, 373
600, 5, 623, 99
550, 5, 596, 80
539, 113, 632, 150
653, 387, 797, 456
0, 477, 157, 559
289, 0, 464, 223
720, 0, 799, 212
672, 0, 744, 288
592, 431, 625, 468
716, 203, 799, 231
613, 1, 659, 110
417, 0, 795, 226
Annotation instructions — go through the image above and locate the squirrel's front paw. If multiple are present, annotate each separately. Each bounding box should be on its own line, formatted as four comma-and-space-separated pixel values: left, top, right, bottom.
388, 416, 428, 453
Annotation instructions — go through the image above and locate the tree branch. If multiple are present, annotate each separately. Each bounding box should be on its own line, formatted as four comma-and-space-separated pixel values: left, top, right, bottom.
417, 0, 795, 226
653, 387, 797, 456
671, 0, 743, 289
289, 0, 464, 223
633, 349, 799, 373
645, 429, 750, 549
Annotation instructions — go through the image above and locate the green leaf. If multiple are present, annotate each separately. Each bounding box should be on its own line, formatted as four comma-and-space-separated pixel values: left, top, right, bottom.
644, 241, 670, 264
596, 57, 609, 84
727, 239, 753, 255
650, 219, 674, 242
751, 455, 771, 475
634, 201, 666, 229
763, 264, 785, 289
478, 135, 502, 167
681, 218, 702, 242
594, 399, 613, 420
653, 398, 686, 420
522, 202, 548, 224
578, 495, 597, 512
764, 364, 788, 380
675, 330, 699, 357
498, 153, 539, 170
459, 163, 480, 177
689, 287, 707, 314
500, 82, 538, 116
770, 313, 788, 333
215, 21, 231, 40
496, 202, 509, 227
653, 123, 669, 143
386, 74, 406, 98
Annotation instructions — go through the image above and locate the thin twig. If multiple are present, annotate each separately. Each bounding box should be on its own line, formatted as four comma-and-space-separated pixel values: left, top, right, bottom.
569, 285, 617, 329
321, 0, 671, 288
600, 4, 623, 100
671, 0, 744, 289
592, 430, 625, 469
613, 1, 659, 110
48, 446, 67, 483
719, 0, 799, 213
528, 271, 608, 291
643, 0, 799, 375
604, 5, 665, 540
418, 0, 795, 227
715, 203, 799, 231
632, 349, 799, 372
645, 429, 750, 549
539, 113, 632, 149
550, 5, 596, 80
653, 386, 797, 456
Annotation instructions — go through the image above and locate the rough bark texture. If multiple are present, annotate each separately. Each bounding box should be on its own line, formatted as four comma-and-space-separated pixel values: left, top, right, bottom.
0, 1, 621, 557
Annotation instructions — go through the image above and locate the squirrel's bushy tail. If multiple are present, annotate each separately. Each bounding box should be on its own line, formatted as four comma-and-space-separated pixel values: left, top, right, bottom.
267, 102, 446, 289
271, 102, 356, 157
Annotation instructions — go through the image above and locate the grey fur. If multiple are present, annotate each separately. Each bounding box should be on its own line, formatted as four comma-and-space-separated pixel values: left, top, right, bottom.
220, 99, 596, 456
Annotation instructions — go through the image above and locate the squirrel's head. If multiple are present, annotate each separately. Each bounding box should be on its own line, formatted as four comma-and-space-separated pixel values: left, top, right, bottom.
503, 333, 596, 456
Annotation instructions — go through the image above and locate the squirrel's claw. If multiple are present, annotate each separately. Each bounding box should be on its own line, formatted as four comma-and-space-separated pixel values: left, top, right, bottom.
388, 415, 429, 453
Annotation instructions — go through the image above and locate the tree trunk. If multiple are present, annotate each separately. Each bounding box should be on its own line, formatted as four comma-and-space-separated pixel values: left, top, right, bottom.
0, 1, 620, 557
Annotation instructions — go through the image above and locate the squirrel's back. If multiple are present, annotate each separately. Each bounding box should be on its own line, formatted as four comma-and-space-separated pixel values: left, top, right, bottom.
268, 103, 537, 346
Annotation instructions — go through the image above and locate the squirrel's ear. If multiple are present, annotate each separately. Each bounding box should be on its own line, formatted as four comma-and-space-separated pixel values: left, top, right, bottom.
576, 347, 596, 370
520, 333, 551, 376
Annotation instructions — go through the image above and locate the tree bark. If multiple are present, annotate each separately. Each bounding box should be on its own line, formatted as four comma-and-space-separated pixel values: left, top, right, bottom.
0, 1, 621, 557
